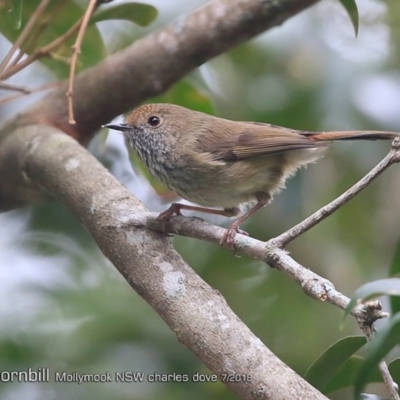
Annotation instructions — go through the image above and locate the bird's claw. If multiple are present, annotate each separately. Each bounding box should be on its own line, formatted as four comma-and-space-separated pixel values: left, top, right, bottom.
157, 203, 182, 221
220, 226, 249, 249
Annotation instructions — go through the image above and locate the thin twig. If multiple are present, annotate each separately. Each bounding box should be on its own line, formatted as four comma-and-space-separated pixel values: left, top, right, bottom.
0, 18, 83, 81
0, 0, 50, 74
8, 21, 47, 69
379, 360, 400, 400
0, 81, 61, 106
272, 138, 400, 247
126, 211, 377, 318
359, 314, 400, 400
7, 0, 71, 70
0, 82, 30, 93
8, 49, 26, 69
6, 21, 45, 70
67, 0, 98, 124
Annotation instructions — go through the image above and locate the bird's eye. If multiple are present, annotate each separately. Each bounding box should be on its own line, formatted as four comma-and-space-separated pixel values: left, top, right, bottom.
148, 116, 161, 127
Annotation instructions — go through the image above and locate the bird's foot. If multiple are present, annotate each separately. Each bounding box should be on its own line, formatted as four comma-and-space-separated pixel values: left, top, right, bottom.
220, 223, 249, 249
157, 203, 182, 221
156, 203, 183, 236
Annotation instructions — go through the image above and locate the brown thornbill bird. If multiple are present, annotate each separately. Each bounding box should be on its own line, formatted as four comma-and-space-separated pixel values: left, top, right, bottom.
105, 103, 399, 247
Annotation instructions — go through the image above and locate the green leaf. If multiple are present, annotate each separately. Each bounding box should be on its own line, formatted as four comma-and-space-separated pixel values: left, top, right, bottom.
344, 278, 400, 318
321, 356, 400, 394
91, 3, 158, 27
324, 355, 363, 393
354, 313, 400, 397
324, 355, 375, 394
388, 358, 400, 380
150, 78, 215, 115
317, 356, 400, 394
337, 0, 359, 36
0, 0, 106, 78
389, 241, 400, 314
389, 241, 400, 277
6, 0, 23, 29
304, 336, 366, 392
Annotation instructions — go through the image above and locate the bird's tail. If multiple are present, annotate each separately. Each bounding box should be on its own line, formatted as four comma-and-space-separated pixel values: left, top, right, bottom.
307, 131, 399, 142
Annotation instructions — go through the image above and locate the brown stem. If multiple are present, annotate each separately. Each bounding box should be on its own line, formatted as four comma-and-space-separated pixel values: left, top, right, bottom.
0, 17, 83, 81
0, 0, 50, 74
0, 81, 61, 106
67, 0, 99, 124
0, 82, 30, 93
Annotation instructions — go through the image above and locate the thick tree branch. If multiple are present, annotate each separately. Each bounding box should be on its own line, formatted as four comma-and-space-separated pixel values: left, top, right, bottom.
14, 124, 327, 400
0, 0, 320, 210
1, 0, 397, 397
10, 122, 398, 398
6, 0, 320, 140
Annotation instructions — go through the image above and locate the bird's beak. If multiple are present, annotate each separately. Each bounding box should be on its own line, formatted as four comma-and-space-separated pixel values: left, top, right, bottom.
102, 123, 130, 132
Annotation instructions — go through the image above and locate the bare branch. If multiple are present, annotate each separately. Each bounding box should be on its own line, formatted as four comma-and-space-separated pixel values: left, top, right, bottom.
273, 138, 400, 247
67, 0, 98, 124
0, 18, 83, 81
23, 0, 321, 141
0, 81, 60, 106
135, 213, 385, 320
358, 312, 400, 400
0, 0, 50, 74
379, 360, 400, 400
0, 81, 30, 93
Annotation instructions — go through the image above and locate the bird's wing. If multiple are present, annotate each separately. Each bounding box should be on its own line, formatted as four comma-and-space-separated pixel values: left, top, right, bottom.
197, 121, 326, 162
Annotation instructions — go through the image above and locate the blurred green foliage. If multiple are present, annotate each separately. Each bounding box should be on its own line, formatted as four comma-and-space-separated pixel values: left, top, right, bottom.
1, 0, 400, 399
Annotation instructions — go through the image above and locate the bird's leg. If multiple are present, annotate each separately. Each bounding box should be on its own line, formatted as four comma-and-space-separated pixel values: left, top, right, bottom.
221, 194, 270, 248
157, 202, 240, 237
158, 203, 240, 221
